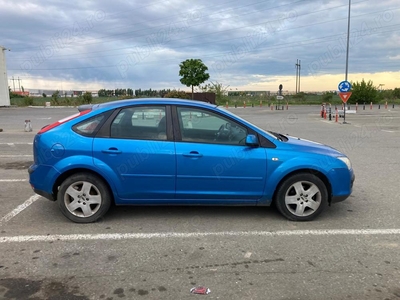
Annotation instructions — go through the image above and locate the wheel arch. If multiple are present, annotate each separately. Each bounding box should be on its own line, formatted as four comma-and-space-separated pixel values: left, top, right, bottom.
52, 168, 115, 203
272, 168, 332, 204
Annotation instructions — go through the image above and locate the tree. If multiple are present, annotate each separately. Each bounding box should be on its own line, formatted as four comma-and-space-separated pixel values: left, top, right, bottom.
42, 93, 47, 98
350, 79, 378, 104
393, 88, 400, 99
98, 89, 107, 97
179, 59, 210, 99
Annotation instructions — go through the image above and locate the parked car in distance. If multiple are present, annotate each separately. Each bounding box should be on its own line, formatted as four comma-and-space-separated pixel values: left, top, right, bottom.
29, 98, 354, 223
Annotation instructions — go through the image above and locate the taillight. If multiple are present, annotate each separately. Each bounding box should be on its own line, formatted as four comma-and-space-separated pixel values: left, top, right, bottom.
38, 109, 91, 134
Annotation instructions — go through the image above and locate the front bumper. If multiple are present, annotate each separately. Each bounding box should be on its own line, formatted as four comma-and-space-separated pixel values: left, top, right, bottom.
331, 172, 355, 203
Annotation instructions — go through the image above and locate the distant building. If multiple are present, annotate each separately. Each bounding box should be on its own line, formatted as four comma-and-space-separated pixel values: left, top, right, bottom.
12, 91, 29, 96
27, 89, 84, 97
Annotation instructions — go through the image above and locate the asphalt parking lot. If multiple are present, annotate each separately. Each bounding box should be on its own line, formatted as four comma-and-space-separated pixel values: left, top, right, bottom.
0, 104, 399, 300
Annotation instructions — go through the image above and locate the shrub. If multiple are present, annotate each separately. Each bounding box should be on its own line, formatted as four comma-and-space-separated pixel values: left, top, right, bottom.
164, 90, 189, 99
23, 96, 34, 106
82, 92, 93, 104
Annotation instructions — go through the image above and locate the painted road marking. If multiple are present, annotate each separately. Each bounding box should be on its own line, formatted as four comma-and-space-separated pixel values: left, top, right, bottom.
0, 195, 41, 226
0, 179, 28, 182
244, 252, 252, 258
0, 143, 33, 145
381, 130, 395, 133
1, 229, 400, 243
0, 155, 32, 158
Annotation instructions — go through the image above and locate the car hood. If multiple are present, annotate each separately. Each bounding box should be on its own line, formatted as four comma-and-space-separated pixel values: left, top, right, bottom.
282, 134, 343, 156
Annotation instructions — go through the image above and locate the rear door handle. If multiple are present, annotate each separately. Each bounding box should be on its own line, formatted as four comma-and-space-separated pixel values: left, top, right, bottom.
102, 148, 122, 154
183, 151, 203, 158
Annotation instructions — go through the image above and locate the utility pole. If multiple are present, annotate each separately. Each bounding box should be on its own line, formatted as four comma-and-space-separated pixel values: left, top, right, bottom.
17, 77, 21, 91
295, 59, 298, 94
298, 60, 301, 93
11, 76, 15, 91
295, 59, 301, 94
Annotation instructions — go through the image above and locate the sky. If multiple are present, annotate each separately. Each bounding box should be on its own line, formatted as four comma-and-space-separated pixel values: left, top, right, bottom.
1, 0, 400, 93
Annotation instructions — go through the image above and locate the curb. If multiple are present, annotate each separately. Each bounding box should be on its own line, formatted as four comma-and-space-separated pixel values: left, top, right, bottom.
28, 106, 78, 109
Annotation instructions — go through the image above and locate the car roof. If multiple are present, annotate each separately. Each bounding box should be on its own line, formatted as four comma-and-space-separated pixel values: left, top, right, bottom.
90, 98, 217, 110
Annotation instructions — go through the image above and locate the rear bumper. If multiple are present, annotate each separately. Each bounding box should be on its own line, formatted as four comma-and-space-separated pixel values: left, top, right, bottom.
33, 188, 55, 201
28, 163, 59, 201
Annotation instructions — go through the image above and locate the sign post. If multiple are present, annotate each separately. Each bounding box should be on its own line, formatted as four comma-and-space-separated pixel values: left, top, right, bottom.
277, 84, 283, 110
338, 81, 352, 124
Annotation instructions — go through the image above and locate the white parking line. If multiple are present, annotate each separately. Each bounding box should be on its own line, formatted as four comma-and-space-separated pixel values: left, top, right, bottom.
0, 179, 28, 182
0, 195, 41, 226
0, 155, 32, 158
1, 228, 400, 243
0, 143, 33, 145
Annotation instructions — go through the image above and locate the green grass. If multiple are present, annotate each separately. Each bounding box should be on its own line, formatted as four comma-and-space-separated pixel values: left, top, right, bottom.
221, 95, 400, 107
10, 96, 122, 107
10, 95, 400, 107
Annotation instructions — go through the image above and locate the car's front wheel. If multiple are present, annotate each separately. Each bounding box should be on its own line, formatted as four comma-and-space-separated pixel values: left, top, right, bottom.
57, 172, 112, 223
275, 173, 328, 221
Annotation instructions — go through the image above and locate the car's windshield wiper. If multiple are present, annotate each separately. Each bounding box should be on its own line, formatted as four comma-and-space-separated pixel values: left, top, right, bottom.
267, 131, 283, 141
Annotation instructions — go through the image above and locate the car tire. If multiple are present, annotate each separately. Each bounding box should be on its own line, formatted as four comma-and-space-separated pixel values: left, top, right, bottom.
275, 173, 328, 221
57, 172, 112, 223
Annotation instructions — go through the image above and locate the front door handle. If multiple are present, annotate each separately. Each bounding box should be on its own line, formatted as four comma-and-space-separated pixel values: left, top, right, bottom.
183, 151, 203, 158
102, 147, 122, 154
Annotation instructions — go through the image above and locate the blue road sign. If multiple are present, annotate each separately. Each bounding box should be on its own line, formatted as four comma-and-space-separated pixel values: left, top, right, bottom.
338, 80, 352, 92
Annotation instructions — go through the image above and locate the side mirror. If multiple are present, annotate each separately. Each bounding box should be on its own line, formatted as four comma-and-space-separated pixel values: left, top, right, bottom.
245, 134, 259, 147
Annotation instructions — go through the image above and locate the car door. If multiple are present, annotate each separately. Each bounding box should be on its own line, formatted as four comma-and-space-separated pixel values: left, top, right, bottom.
174, 106, 267, 203
93, 105, 176, 201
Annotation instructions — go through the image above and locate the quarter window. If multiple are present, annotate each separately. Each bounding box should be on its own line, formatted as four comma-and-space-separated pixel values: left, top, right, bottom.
73, 114, 106, 136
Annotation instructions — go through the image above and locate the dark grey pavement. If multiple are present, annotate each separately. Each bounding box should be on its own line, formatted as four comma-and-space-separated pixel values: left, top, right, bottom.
0, 105, 399, 299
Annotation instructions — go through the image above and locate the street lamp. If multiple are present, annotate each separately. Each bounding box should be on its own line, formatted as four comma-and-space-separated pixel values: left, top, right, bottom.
345, 0, 351, 81
343, 0, 351, 124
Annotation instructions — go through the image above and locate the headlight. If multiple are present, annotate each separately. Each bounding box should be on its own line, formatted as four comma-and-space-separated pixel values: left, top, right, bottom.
337, 157, 352, 169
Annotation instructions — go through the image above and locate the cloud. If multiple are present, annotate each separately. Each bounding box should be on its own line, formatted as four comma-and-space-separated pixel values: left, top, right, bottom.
2, 0, 400, 91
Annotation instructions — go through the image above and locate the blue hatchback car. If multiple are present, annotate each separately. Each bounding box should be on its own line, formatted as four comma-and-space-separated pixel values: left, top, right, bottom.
29, 98, 354, 223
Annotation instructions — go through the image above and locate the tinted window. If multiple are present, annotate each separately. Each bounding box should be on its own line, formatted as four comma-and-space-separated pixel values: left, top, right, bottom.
73, 114, 106, 136
110, 106, 167, 140
177, 107, 247, 145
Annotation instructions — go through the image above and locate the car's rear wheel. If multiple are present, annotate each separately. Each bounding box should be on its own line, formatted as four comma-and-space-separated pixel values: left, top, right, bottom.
275, 173, 328, 221
58, 172, 112, 223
